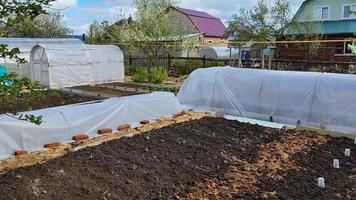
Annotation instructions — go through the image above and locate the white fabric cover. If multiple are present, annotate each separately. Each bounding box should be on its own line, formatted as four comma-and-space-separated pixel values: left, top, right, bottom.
30, 44, 124, 88
178, 67, 356, 135
0, 38, 84, 64
0, 92, 184, 159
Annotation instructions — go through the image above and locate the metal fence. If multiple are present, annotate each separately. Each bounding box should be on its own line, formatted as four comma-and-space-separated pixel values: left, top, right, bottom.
125, 55, 356, 76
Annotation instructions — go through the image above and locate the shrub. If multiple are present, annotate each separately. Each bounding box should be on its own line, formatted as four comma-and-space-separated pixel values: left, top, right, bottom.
174, 60, 201, 76
125, 65, 138, 76
132, 68, 148, 83
0, 72, 44, 125
148, 67, 168, 84
173, 59, 225, 76
308, 67, 321, 72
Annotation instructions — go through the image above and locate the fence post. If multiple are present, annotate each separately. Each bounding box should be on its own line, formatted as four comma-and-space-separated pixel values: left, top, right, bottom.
129, 55, 132, 66
268, 51, 272, 70
203, 55, 206, 68
261, 48, 265, 69
238, 47, 242, 68
168, 54, 171, 69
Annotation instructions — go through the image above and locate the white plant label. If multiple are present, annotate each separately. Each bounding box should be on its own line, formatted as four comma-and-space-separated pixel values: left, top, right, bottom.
318, 177, 325, 188
333, 159, 340, 169
345, 149, 351, 157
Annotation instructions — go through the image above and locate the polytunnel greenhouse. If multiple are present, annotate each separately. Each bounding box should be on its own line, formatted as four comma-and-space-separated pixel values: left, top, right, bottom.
0, 38, 84, 77
30, 44, 124, 88
0, 38, 125, 88
178, 67, 356, 135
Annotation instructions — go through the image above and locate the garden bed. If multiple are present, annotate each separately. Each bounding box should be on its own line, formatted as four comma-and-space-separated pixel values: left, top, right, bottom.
0, 90, 100, 114
71, 85, 140, 97
0, 117, 354, 199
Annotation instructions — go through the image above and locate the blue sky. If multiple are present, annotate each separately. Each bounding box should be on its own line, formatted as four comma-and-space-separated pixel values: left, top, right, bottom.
51, 0, 305, 34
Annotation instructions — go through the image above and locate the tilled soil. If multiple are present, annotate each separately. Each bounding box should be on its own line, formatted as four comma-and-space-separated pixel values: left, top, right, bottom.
0, 90, 100, 114
0, 117, 355, 200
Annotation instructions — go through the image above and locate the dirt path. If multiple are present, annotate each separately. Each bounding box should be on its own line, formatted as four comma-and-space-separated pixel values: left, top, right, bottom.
0, 118, 354, 200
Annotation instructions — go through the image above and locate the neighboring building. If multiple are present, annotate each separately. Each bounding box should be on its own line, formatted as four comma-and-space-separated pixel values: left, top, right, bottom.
281, 0, 356, 61
167, 6, 227, 44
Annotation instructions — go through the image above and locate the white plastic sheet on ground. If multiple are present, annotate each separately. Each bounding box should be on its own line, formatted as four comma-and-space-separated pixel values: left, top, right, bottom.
178, 67, 356, 135
0, 92, 184, 159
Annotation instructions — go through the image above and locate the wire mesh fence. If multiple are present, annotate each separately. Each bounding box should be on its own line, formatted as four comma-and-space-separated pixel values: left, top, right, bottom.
120, 39, 356, 75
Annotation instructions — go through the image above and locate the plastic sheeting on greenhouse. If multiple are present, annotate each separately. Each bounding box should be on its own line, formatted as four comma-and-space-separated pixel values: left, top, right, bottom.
177, 67, 356, 135
0, 38, 84, 64
0, 38, 85, 77
0, 92, 184, 159
30, 44, 124, 88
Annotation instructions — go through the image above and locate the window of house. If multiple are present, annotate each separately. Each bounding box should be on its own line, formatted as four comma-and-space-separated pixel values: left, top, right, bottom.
343, 4, 356, 19
313, 6, 329, 20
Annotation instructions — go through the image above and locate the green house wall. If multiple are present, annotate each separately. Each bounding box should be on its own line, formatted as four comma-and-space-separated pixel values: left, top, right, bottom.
290, 0, 356, 35
295, 0, 356, 22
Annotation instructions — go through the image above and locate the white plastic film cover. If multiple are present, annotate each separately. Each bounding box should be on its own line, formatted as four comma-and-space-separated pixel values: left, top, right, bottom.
0, 92, 184, 159
178, 67, 356, 135
30, 44, 124, 88
0, 38, 84, 64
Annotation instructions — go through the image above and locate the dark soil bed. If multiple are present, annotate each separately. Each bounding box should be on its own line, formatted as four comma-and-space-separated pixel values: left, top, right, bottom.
72, 85, 140, 97
0, 90, 100, 114
0, 118, 355, 199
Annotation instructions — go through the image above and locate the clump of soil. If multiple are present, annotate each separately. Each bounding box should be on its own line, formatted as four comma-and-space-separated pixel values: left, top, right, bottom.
0, 118, 354, 200
0, 90, 100, 114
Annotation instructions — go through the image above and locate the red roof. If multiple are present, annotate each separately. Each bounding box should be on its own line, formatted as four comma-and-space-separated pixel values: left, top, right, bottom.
173, 7, 226, 38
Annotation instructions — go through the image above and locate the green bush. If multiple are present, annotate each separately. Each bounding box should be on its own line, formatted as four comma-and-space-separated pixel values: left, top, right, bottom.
148, 67, 168, 84
308, 67, 321, 72
173, 60, 201, 76
173, 59, 225, 76
125, 65, 138, 76
132, 68, 148, 83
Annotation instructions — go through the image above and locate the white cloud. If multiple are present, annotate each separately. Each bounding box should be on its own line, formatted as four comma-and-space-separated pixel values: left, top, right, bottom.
51, 0, 78, 10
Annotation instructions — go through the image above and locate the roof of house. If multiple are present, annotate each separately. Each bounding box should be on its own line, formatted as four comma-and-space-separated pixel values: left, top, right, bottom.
172, 7, 226, 38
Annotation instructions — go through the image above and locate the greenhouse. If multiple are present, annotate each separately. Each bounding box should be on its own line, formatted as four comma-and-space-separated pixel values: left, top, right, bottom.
30, 44, 124, 88
0, 38, 84, 77
0, 38, 125, 88
178, 67, 356, 135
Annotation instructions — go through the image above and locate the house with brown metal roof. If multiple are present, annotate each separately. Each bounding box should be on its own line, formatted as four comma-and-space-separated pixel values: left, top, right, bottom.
167, 6, 227, 44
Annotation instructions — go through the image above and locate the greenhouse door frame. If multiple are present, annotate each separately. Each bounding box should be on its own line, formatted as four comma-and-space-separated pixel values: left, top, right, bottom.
30, 46, 51, 87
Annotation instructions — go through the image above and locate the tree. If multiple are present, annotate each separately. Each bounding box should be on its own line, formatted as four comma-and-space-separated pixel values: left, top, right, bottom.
108, 0, 188, 66
1, 0, 54, 60
9, 11, 71, 38
227, 0, 324, 60
227, 0, 293, 41
0, 0, 55, 124
87, 20, 111, 44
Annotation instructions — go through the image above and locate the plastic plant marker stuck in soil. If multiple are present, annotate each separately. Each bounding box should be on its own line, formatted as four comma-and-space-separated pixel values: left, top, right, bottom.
345, 149, 351, 157
333, 159, 340, 169
318, 177, 325, 188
